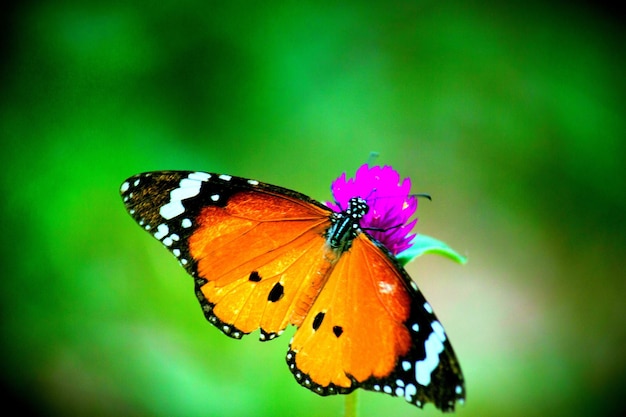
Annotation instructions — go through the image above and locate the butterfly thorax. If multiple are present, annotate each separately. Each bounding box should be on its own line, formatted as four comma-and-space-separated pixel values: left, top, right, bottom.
326, 197, 369, 253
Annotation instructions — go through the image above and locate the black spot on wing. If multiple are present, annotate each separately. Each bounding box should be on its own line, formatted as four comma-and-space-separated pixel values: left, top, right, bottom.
268, 282, 284, 302
249, 271, 262, 282
312, 312, 325, 331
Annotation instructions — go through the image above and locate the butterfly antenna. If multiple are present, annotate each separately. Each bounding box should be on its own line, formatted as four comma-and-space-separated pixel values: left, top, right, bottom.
365, 187, 378, 200
367, 193, 432, 203
412, 193, 432, 201
361, 193, 430, 233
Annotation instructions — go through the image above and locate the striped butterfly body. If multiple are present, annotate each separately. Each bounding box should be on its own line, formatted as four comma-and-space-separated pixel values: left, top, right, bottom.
120, 171, 464, 411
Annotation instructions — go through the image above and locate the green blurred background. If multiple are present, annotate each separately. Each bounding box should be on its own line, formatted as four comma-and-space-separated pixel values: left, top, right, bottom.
1, 1, 624, 416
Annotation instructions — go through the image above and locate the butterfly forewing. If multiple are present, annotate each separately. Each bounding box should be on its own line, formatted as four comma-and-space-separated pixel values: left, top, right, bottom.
121, 171, 334, 339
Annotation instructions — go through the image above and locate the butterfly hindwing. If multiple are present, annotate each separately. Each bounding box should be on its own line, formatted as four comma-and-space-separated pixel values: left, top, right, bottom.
121, 171, 334, 339
287, 233, 465, 411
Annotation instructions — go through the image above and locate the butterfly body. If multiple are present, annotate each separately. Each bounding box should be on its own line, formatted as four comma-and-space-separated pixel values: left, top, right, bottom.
121, 170, 464, 411
326, 197, 368, 252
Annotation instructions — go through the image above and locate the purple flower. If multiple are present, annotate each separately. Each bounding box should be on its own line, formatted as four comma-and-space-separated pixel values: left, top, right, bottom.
327, 164, 418, 255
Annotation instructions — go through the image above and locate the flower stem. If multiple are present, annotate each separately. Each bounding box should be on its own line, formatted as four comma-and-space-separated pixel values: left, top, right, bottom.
344, 392, 358, 417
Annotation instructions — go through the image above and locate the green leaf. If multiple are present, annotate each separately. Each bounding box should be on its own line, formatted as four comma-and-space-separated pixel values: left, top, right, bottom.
396, 234, 467, 266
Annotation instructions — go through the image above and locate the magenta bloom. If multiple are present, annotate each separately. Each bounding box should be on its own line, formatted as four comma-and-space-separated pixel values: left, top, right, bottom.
327, 164, 418, 255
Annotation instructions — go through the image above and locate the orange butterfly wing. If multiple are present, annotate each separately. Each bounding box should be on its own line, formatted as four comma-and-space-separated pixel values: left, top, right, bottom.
121, 171, 465, 411
189, 191, 336, 338
288, 233, 464, 410
122, 171, 337, 340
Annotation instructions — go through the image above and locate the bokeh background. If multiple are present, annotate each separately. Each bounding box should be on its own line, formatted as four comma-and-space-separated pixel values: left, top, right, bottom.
1, 1, 624, 416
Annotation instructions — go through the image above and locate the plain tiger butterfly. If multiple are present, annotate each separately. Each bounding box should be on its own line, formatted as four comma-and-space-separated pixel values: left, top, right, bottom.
120, 165, 465, 411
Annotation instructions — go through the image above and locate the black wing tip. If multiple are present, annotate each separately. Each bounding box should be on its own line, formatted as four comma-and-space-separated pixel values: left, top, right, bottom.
120, 172, 158, 194
119, 171, 206, 195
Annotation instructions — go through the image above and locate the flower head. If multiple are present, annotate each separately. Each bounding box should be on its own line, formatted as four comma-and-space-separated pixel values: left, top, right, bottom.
327, 164, 418, 255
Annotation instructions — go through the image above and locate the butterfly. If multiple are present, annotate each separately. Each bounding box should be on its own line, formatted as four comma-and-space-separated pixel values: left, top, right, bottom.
120, 167, 465, 411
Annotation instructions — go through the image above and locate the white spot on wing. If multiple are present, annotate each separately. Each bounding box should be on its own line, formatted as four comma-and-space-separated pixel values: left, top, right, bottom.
211, 194, 220, 202
247, 179, 259, 185
404, 383, 417, 402
378, 281, 395, 294
154, 224, 169, 240
181, 218, 192, 228
159, 173, 207, 220
218, 174, 232, 181
431, 320, 446, 342
415, 330, 445, 386
188, 172, 211, 181
423, 302, 433, 314
175, 178, 202, 196
120, 181, 130, 193
160, 201, 184, 220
